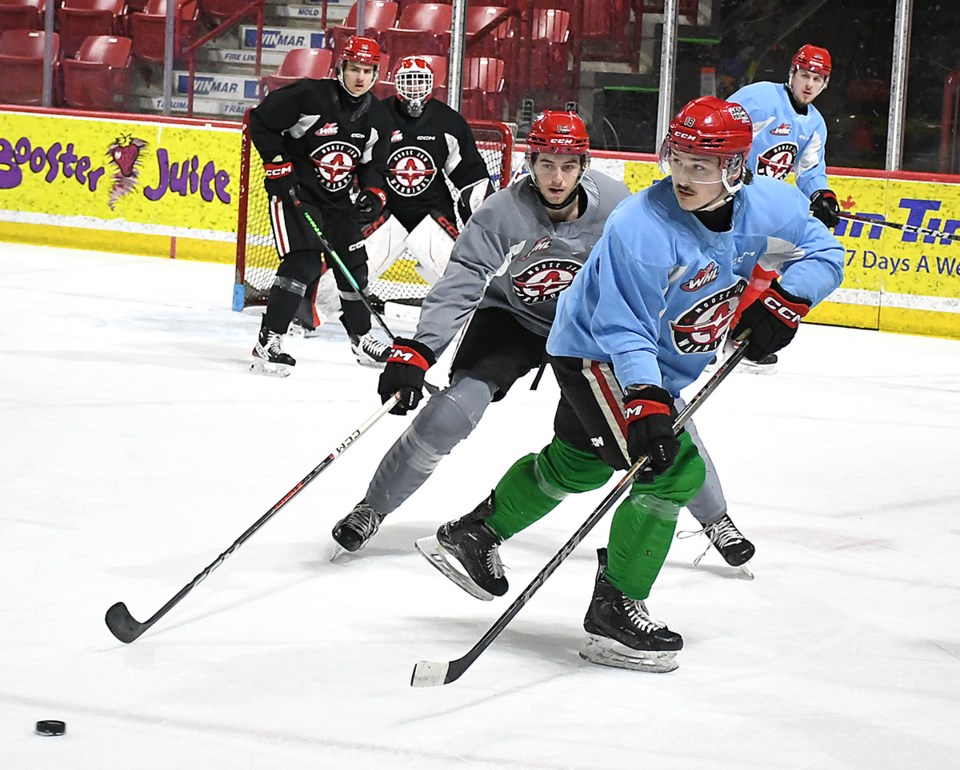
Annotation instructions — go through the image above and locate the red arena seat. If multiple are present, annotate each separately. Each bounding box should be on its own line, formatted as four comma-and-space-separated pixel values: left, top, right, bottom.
380, 2, 452, 64
61, 34, 133, 110
58, 0, 126, 57
263, 47, 333, 93
0, 29, 57, 104
330, 0, 398, 53
0, 0, 42, 34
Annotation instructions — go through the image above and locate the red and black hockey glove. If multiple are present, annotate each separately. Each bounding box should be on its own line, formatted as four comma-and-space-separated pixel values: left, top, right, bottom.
623, 385, 679, 480
377, 337, 436, 415
810, 189, 840, 228
354, 187, 387, 226
263, 159, 300, 201
731, 279, 810, 362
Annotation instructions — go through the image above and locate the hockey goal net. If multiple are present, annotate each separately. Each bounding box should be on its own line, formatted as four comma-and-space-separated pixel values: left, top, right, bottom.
232, 117, 514, 312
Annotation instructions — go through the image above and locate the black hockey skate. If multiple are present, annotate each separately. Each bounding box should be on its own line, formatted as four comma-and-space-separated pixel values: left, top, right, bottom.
250, 326, 295, 377
332, 500, 384, 553
415, 492, 507, 601
693, 513, 755, 575
579, 548, 682, 673
349, 331, 391, 367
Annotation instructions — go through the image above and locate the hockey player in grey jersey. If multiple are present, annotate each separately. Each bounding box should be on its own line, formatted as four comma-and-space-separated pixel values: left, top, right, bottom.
331, 112, 630, 553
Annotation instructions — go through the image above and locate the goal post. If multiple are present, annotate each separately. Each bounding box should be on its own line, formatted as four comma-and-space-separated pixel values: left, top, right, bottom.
232, 115, 514, 313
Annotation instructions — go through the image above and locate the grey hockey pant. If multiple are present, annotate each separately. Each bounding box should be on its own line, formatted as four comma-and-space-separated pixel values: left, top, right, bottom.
364, 372, 497, 514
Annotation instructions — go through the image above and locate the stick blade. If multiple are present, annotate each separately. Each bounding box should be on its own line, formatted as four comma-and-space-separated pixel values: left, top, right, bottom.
410, 660, 451, 687
105, 602, 146, 644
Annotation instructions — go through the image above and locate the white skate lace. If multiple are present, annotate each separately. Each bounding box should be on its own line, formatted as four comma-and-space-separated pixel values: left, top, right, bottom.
485, 544, 505, 580
357, 333, 390, 360
342, 504, 382, 540
265, 330, 285, 356
623, 598, 666, 633
678, 515, 744, 567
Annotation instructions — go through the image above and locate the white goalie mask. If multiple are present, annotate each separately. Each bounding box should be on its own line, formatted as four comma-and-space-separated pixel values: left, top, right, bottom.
395, 56, 434, 118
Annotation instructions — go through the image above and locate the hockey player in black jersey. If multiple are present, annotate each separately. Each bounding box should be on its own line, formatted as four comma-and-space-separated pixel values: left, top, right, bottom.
381, 56, 493, 233
362, 56, 495, 286
247, 35, 394, 375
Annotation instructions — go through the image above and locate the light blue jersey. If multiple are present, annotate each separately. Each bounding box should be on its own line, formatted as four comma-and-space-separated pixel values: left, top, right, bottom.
546, 176, 844, 396
729, 81, 829, 198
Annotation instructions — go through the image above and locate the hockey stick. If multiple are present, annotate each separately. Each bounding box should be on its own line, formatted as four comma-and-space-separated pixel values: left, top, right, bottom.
837, 212, 960, 243
105, 395, 400, 644
289, 190, 399, 340
410, 345, 749, 687
289, 190, 440, 395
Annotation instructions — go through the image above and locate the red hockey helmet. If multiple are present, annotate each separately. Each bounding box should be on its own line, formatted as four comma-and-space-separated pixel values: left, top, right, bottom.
792, 44, 832, 79
394, 56, 434, 117
340, 35, 381, 67
526, 110, 590, 156
524, 111, 591, 210
337, 35, 381, 94
660, 96, 753, 194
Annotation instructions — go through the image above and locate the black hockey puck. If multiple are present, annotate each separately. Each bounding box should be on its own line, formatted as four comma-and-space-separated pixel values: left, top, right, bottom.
35, 720, 66, 736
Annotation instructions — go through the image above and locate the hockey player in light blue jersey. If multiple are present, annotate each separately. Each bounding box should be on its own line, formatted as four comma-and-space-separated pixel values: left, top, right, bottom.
725, 44, 839, 374
730, 44, 838, 225
421, 97, 844, 673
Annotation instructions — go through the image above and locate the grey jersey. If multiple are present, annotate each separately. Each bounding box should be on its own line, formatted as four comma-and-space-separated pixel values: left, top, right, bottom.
413, 169, 630, 356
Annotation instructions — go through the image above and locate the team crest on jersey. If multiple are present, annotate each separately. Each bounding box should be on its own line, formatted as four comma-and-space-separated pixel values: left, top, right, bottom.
310, 141, 360, 191
511, 258, 581, 304
314, 122, 338, 137
670, 285, 743, 354
680, 262, 719, 291
387, 147, 438, 196
770, 122, 792, 136
756, 142, 798, 180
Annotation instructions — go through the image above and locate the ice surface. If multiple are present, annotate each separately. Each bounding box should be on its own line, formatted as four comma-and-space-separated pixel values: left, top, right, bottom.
1, 243, 959, 769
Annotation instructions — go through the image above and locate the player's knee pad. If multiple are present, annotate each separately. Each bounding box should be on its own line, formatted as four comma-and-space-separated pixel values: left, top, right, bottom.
536, 436, 615, 497
333, 260, 370, 296
403, 378, 497, 472
277, 251, 323, 291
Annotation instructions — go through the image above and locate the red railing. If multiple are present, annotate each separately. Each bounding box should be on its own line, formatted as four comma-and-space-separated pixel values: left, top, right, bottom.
183, 0, 265, 117
939, 70, 960, 174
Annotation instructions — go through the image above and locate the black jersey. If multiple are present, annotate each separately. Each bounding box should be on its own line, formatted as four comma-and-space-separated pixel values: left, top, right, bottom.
381, 97, 491, 231
248, 78, 391, 212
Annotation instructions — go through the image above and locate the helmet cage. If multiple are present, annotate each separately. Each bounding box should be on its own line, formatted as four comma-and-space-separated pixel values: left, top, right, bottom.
395, 57, 434, 117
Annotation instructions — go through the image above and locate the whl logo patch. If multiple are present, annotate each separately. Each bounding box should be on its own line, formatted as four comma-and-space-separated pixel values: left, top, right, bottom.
680, 261, 719, 291
770, 122, 791, 136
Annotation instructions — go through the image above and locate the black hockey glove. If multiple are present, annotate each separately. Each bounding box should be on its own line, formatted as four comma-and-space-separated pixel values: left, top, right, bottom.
623, 385, 679, 480
377, 337, 436, 415
354, 187, 386, 226
263, 159, 300, 201
810, 189, 840, 228
730, 279, 810, 362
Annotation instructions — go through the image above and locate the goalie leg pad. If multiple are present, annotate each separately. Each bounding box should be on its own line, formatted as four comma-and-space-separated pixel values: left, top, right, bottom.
579, 634, 679, 673
363, 213, 410, 278
406, 213, 457, 283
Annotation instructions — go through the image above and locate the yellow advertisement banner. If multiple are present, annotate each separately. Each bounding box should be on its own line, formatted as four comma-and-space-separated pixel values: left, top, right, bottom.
0, 110, 242, 261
